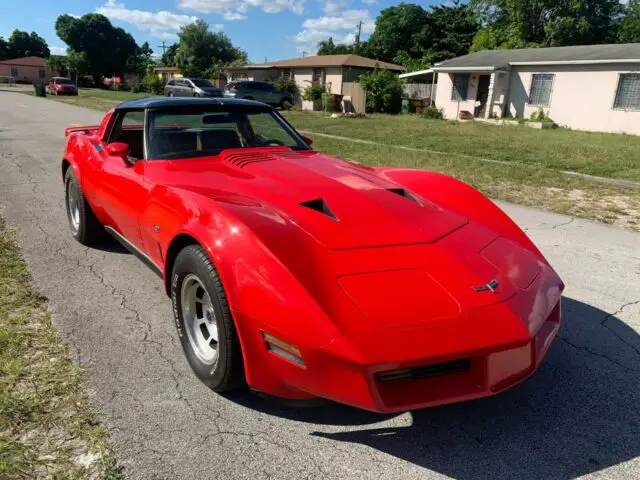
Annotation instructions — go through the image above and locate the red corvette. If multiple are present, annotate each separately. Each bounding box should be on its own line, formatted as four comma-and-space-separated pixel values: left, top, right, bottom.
61, 98, 564, 413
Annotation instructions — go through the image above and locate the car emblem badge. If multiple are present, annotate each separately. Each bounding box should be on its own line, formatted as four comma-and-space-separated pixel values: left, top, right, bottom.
472, 279, 499, 294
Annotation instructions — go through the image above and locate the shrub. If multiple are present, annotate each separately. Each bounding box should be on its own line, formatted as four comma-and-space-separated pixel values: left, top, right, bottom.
142, 74, 165, 95
530, 108, 554, 123
358, 69, 403, 114
271, 76, 298, 97
129, 80, 144, 93
302, 82, 326, 101
422, 105, 444, 120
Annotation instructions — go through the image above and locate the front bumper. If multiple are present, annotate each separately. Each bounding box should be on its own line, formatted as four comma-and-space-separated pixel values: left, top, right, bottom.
244, 278, 562, 413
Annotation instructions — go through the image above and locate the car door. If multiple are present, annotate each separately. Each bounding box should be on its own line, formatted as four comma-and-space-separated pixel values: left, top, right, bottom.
183, 79, 196, 97
92, 110, 149, 248
263, 83, 279, 105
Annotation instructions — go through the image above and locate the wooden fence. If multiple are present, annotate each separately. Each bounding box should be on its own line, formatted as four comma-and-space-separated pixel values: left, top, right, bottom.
402, 83, 436, 101
341, 82, 366, 113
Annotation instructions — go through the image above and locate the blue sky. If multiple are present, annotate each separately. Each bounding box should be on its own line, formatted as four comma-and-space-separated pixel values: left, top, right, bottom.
0, 0, 442, 63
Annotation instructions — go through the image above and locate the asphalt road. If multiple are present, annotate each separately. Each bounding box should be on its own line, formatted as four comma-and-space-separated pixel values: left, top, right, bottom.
1, 91, 638, 480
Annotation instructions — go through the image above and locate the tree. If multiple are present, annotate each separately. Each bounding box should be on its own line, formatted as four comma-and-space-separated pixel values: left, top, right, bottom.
174, 20, 247, 78
161, 43, 178, 66
366, 4, 431, 63
55, 13, 139, 82
128, 41, 154, 77
47, 55, 69, 77
470, 0, 623, 51
620, 0, 640, 43
317, 37, 353, 55
0, 37, 8, 61
359, 69, 404, 114
366, 2, 478, 70
6, 30, 50, 58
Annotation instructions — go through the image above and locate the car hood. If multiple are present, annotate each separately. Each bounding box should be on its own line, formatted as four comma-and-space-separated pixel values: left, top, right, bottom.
161, 148, 468, 249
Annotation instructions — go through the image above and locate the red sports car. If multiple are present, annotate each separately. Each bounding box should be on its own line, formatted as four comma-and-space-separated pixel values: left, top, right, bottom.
61, 98, 564, 413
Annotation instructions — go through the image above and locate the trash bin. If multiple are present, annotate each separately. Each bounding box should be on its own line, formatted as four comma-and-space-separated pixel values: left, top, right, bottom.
33, 82, 46, 97
401, 98, 411, 114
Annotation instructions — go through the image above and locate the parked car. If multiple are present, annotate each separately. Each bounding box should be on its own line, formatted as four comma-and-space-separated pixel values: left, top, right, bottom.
165, 78, 223, 97
224, 81, 293, 109
47, 77, 78, 96
60, 97, 565, 413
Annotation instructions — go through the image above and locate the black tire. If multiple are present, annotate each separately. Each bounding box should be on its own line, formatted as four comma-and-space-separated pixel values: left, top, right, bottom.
171, 245, 245, 392
168, 91, 174, 97
64, 168, 103, 246
280, 99, 292, 110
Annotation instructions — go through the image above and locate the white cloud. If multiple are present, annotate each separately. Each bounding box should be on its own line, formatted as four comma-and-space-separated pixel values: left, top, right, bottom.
178, 0, 305, 20
361, 0, 376, 5
294, 9, 374, 52
96, 0, 198, 39
50, 46, 67, 56
322, 0, 350, 15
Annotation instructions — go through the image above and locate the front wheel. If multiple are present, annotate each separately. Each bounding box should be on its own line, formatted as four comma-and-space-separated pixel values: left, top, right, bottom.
64, 168, 103, 245
171, 245, 245, 392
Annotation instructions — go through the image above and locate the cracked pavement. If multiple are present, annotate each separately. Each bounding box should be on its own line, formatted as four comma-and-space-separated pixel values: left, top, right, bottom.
1, 91, 638, 480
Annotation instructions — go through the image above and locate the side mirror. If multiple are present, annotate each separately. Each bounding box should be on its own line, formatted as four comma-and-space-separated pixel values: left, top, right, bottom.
301, 135, 313, 146
107, 142, 131, 164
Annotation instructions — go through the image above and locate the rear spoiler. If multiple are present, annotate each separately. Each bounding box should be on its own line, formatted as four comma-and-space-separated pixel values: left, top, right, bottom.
65, 125, 99, 137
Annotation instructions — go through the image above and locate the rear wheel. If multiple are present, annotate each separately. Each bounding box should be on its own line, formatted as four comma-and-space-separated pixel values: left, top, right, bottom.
168, 91, 174, 97
171, 245, 245, 392
64, 168, 103, 246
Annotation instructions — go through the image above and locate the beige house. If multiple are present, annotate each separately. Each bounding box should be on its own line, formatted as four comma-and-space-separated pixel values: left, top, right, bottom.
0, 56, 50, 83
433, 43, 640, 135
226, 55, 404, 112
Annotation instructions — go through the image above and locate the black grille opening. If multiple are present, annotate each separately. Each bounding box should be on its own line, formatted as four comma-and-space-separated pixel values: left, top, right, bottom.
299, 198, 338, 221
377, 358, 472, 383
387, 188, 418, 204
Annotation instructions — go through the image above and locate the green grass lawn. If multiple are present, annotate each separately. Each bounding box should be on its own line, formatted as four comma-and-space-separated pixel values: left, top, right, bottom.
284, 111, 640, 182
0, 219, 121, 479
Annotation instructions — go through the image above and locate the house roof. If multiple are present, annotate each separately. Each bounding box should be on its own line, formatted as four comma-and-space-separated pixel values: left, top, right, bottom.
229, 54, 404, 71
153, 66, 181, 72
0, 56, 47, 67
434, 43, 640, 71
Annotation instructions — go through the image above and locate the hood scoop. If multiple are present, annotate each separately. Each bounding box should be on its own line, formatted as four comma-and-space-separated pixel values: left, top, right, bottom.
225, 152, 274, 168
299, 198, 339, 221
388, 188, 419, 204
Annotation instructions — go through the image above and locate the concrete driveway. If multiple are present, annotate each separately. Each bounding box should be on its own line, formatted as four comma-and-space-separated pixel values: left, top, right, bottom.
1, 91, 638, 480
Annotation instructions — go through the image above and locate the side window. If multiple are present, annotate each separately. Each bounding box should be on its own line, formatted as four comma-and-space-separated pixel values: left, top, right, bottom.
108, 111, 145, 160
613, 73, 640, 111
528, 74, 554, 106
167, 79, 175, 86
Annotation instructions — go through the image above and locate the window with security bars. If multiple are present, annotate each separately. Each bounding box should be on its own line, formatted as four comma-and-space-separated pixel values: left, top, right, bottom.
451, 74, 469, 101
613, 74, 640, 110
528, 74, 554, 106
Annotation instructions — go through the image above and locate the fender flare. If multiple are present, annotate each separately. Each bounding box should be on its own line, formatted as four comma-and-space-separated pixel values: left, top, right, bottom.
377, 168, 544, 260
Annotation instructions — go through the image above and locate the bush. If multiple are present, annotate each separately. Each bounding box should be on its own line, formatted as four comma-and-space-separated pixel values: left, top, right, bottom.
530, 108, 554, 123
422, 105, 444, 120
129, 80, 144, 93
271, 76, 298, 97
302, 82, 326, 101
142, 74, 165, 95
358, 69, 403, 114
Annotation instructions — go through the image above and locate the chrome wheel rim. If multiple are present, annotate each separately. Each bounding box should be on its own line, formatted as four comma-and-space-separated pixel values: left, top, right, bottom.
181, 274, 219, 365
66, 181, 81, 233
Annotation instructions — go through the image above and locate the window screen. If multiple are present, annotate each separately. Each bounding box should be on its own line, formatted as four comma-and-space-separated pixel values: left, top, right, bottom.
529, 74, 554, 106
451, 74, 469, 101
613, 74, 640, 110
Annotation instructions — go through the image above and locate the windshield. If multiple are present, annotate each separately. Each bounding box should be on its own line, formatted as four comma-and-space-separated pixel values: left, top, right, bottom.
146, 108, 309, 160
56, 78, 73, 84
191, 79, 214, 88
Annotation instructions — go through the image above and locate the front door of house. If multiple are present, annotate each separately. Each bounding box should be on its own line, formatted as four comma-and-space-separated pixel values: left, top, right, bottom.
475, 75, 491, 118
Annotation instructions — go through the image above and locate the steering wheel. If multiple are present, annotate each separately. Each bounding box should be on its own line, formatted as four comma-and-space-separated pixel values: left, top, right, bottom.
263, 139, 285, 146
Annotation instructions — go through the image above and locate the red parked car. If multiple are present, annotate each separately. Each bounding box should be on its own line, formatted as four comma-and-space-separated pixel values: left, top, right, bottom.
61, 98, 564, 413
47, 77, 78, 95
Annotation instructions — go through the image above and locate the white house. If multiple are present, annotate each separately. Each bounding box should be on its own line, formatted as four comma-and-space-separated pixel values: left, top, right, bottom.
433, 43, 640, 135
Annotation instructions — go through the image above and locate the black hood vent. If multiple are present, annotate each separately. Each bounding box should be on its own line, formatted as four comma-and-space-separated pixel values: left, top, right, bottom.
388, 188, 419, 204
299, 198, 338, 221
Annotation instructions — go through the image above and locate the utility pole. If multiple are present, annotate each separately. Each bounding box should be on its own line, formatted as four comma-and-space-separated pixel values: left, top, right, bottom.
301, 51, 307, 57
355, 21, 363, 52
157, 41, 169, 55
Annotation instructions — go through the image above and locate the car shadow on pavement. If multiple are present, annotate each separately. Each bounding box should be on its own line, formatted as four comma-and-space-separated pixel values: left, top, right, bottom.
237, 297, 640, 479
